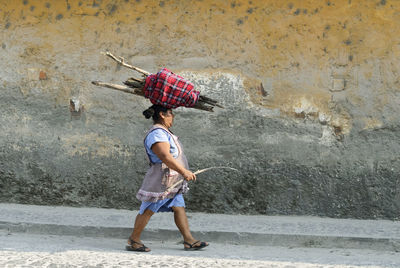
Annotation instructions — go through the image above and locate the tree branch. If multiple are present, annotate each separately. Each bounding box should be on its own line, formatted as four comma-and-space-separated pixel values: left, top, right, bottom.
102, 51, 150, 76
92, 81, 144, 96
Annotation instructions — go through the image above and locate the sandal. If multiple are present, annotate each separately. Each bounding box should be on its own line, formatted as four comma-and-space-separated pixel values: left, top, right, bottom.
125, 238, 151, 252
183, 240, 209, 251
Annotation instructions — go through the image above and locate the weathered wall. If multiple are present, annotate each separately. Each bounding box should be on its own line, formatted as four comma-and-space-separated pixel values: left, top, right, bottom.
0, 0, 399, 219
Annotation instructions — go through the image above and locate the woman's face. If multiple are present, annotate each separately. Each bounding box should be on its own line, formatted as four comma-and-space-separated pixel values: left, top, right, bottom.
160, 109, 174, 128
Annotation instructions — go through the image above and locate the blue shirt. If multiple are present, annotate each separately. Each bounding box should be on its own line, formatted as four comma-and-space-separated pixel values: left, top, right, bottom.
144, 128, 178, 163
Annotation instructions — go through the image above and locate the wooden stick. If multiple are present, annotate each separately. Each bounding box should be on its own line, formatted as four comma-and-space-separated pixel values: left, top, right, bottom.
124, 79, 144, 89
163, 167, 239, 195
193, 102, 214, 112
102, 51, 151, 76
193, 166, 238, 175
199, 96, 224, 108
199, 95, 218, 105
92, 81, 144, 96
127, 77, 145, 83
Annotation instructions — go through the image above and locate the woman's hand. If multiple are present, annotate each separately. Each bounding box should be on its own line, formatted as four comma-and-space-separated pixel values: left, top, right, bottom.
182, 170, 196, 181
152, 142, 196, 181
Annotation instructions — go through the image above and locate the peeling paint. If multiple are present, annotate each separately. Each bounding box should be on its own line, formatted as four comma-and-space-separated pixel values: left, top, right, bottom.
363, 118, 383, 130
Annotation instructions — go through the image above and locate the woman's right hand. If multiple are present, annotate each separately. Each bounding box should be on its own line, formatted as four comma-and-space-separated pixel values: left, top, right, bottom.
183, 170, 196, 181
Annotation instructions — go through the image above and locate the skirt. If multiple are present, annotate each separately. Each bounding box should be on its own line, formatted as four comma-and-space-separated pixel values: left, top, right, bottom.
139, 194, 185, 214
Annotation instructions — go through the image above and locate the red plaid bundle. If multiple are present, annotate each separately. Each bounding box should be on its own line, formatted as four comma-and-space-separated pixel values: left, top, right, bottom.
143, 68, 200, 109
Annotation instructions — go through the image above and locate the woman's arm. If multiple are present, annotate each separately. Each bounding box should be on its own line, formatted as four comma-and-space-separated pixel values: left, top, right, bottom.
151, 142, 196, 181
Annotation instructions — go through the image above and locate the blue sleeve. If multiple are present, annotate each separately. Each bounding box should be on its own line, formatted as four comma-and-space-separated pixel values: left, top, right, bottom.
145, 129, 169, 152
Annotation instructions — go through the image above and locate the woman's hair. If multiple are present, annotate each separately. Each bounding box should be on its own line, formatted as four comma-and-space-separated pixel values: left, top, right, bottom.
142, 105, 170, 122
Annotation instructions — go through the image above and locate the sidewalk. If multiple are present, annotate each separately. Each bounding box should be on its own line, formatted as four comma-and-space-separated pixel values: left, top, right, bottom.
0, 203, 399, 252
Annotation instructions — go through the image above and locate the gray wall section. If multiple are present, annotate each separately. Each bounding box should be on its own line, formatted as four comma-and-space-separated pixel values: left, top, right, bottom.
1, 72, 399, 220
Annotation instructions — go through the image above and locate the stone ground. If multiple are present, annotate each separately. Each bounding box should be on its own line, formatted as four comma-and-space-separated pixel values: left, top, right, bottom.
1, 231, 399, 268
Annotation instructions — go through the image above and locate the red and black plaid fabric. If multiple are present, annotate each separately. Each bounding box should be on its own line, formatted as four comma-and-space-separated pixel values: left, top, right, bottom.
143, 68, 200, 109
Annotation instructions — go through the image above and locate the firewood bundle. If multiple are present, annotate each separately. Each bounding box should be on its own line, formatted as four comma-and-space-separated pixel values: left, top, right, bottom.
92, 52, 223, 112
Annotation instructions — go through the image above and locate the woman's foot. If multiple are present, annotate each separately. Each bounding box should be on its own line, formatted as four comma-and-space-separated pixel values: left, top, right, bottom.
183, 239, 209, 250
126, 238, 151, 252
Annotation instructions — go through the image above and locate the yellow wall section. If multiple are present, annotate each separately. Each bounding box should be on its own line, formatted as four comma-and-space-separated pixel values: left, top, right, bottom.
2, 0, 399, 135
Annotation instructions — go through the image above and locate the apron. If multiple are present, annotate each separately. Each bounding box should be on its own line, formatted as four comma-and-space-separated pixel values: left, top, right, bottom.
136, 124, 189, 202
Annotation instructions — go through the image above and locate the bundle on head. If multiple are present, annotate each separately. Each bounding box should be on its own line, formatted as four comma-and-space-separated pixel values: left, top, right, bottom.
92, 52, 223, 112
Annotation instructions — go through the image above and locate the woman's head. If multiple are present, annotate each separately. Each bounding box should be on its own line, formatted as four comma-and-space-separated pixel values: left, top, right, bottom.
143, 105, 174, 127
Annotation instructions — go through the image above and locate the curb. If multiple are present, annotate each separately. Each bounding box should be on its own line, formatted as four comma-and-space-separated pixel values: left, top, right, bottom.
1, 221, 399, 252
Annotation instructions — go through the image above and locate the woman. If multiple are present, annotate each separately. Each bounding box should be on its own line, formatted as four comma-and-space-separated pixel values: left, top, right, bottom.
126, 104, 209, 252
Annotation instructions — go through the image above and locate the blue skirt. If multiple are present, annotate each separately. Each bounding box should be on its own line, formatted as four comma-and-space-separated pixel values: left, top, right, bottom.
139, 194, 185, 214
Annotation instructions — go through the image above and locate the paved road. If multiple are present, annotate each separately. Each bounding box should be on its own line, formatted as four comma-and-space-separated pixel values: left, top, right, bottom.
1, 231, 399, 267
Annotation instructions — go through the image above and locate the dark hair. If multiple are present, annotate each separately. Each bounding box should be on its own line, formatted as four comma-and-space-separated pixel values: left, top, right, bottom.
142, 105, 170, 123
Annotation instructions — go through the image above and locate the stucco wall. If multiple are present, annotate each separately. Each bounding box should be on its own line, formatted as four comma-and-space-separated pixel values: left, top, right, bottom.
0, 0, 399, 219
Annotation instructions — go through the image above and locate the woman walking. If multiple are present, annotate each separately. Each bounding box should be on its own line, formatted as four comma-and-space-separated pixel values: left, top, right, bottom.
126, 104, 209, 252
